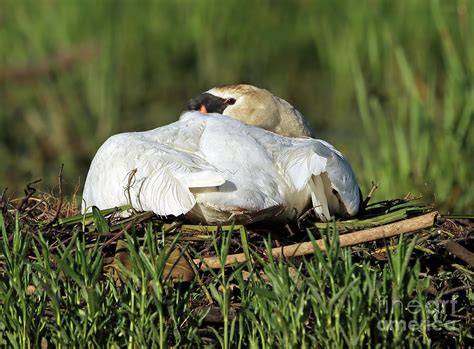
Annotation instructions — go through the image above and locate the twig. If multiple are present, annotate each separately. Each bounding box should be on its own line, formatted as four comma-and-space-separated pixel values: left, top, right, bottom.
361, 181, 379, 210
441, 240, 474, 267
18, 179, 42, 212
101, 221, 136, 249
48, 236, 75, 252
439, 285, 472, 297
125, 169, 139, 214
101, 211, 154, 249
22, 198, 48, 218
48, 164, 64, 225
194, 211, 438, 270
0, 187, 7, 215
367, 181, 379, 200
297, 207, 315, 229
285, 223, 296, 237
200, 306, 238, 323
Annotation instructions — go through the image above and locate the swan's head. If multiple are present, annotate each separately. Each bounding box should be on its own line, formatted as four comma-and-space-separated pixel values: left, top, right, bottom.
187, 84, 314, 137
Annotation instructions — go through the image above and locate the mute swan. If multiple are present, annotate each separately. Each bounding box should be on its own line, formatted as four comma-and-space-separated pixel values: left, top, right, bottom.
82, 85, 361, 224
187, 84, 313, 137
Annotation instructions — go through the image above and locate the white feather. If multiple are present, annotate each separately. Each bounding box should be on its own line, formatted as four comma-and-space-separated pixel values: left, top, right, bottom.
309, 176, 331, 221
82, 112, 360, 224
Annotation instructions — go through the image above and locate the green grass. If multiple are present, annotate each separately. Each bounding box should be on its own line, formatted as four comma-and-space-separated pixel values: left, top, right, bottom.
0, 0, 473, 213
0, 2, 473, 346
0, 201, 472, 347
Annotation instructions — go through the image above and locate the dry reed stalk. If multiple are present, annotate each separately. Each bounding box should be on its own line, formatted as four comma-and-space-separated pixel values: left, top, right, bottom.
194, 211, 438, 270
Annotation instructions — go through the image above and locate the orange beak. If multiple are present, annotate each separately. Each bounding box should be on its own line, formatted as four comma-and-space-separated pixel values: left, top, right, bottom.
199, 104, 208, 114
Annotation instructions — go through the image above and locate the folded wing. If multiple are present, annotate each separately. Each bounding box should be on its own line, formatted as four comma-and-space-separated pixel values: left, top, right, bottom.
82, 132, 225, 217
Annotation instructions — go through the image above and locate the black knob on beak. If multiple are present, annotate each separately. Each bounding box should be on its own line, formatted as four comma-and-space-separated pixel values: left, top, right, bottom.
186, 93, 228, 114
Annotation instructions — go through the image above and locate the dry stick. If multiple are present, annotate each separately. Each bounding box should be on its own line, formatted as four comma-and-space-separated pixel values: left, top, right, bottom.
101, 212, 155, 249
0, 187, 8, 215
18, 179, 42, 212
49, 164, 64, 225
441, 240, 474, 267
439, 285, 472, 297
194, 211, 438, 270
361, 181, 379, 209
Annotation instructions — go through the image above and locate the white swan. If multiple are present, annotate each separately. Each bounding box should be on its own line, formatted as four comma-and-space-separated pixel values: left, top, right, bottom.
82, 85, 361, 224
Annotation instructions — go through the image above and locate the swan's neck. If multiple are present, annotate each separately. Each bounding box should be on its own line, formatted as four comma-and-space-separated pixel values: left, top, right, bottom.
273, 96, 314, 138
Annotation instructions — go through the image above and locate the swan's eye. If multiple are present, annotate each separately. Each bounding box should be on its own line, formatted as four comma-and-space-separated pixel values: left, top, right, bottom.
225, 98, 236, 105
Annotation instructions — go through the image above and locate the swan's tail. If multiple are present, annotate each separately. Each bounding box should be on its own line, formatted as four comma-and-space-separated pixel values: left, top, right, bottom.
279, 138, 361, 221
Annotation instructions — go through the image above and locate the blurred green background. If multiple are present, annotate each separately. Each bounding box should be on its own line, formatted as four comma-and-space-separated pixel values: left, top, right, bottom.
0, 0, 473, 213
